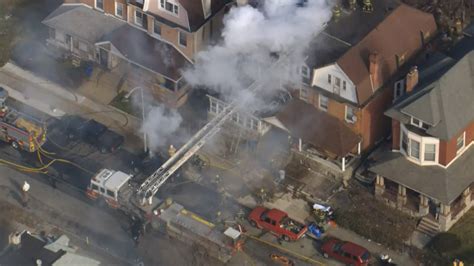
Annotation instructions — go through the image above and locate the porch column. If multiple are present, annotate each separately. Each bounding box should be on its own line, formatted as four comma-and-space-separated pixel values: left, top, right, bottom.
341, 157, 346, 172
463, 187, 471, 206
397, 184, 407, 209
298, 138, 302, 152
419, 194, 429, 216
375, 175, 385, 197
438, 203, 452, 232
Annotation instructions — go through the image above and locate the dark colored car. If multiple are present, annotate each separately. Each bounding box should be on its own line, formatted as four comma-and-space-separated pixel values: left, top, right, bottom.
62, 115, 123, 153
321, 238, 370, 266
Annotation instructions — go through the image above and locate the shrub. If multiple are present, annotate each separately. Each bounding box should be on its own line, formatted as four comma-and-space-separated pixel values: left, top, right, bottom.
430, 233, 461, 254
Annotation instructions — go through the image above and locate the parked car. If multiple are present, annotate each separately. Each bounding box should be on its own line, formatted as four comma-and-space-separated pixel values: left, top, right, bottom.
321, 238, 370, 266
248, 206, 307, 241
62, 115, 123, 153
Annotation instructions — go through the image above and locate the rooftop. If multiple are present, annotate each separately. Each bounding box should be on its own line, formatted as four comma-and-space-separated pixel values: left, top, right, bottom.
100, 24, 191, 80
370, 145, 474, 204
275, 99, 361, 158
42, 5, 125, 43
386, 51, 474, 140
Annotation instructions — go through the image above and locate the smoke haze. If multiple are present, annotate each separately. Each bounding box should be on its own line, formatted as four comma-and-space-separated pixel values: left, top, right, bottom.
184, 0, 333, 111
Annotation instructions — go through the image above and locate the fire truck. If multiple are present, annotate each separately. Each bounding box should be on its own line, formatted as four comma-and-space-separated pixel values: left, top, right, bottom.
86, 169, 242, 262
0, 87, 46, 152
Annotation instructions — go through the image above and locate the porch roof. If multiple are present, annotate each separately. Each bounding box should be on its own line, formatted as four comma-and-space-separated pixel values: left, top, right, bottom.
275, 99, 361, 158
370, 147, 474, 204
100, 25, 191, 80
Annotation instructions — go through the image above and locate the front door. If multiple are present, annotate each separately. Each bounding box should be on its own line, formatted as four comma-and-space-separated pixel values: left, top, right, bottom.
65, 34, 73, 51
99, 48, 109, 68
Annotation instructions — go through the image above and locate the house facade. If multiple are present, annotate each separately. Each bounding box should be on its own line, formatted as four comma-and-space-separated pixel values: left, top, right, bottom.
282, 0, 437, 171
44, 0, 231, 107
370, 50, 474, 232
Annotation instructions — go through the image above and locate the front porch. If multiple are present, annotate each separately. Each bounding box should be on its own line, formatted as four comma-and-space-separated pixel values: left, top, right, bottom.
375, 175, 474, 232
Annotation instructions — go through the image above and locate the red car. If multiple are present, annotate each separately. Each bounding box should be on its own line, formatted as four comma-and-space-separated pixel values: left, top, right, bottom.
321, 238, 370, 266
248, 206, 307, 241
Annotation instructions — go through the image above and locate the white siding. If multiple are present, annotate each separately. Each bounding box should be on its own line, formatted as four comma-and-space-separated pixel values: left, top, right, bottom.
311, 64, 357, 104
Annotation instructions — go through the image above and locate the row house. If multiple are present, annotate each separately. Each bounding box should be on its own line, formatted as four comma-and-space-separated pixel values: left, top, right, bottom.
269, 0, 437, 171
370, 47, 474, 233
43, 0, 231, 107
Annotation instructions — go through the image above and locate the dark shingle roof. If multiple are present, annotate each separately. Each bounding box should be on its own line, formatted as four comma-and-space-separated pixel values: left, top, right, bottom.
42, 5, 125, 43
276, 99, 361, 157
101, 25, 191, 80
370, 147, 474, 204
386, 51, 474, 140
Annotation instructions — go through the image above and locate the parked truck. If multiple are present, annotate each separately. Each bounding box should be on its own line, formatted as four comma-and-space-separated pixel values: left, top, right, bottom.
0, 87, 46, 152
249, 206, 307, 241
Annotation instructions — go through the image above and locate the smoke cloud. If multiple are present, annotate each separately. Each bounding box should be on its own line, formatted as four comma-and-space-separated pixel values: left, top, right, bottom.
141, 105, 183, 152
184, 0, 333, 111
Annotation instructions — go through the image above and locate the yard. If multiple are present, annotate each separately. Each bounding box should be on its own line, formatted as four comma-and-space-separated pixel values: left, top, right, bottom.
330, 181, 418, 251
443, 209, 474, 263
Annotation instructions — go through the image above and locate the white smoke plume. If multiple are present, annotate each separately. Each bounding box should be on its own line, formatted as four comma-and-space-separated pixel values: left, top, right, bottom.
141, 105, 183, 152
184, 0, 333, 111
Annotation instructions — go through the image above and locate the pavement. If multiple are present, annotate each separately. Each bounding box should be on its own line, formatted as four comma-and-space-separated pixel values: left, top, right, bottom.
0, 62, 144, 152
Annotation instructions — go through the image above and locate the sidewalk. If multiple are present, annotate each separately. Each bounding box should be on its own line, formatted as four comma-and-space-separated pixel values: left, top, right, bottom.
0, 62, 144, 152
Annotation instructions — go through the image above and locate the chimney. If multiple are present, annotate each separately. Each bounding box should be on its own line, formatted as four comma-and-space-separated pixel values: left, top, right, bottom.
405, 66, 419, 93
369, 52, 382, 89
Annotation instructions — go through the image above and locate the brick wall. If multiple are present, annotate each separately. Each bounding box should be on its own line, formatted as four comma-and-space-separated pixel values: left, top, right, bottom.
439, 122, 474, 166
392, 119, 400, 150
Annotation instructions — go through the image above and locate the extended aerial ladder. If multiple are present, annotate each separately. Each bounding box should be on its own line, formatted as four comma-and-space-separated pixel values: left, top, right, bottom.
136, 54, 291, 205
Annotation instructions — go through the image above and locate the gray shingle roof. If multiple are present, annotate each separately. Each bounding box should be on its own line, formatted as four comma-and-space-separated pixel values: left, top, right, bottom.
370, 146, 474, 204
42, 5, 125, 43
386, 51, 474, 140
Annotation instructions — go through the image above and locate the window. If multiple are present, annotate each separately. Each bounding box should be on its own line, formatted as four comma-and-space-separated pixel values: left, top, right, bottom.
179, 31, 187, 46
424, 143, 436, 161
91, 184, 99, 191
345, 106, 356, 123
342, 81, 346, 90
327, 74, 332, 84
115, 2, 124, 17
153, 20, 161, 36
301, 66, 309, 77
300, 88, 308, 102
106, 189, 115, 197
160, 0, 179, 15
135, 10, 144, 26
411, 117, 429, 130
401, 131, 408, 152
335, 77, 341, 88
210, 101, 217, 113
394, 80, 405, 100
457, 132, 465, 154
319, 95, 328, 111
410, 139, 420, 159
99, 187, 105, 193
95, 0, 104, 10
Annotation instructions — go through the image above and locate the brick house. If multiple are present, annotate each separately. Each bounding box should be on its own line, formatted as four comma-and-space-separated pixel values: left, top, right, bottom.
43, 0, 231, 107
269, 0, 437, 171
370, 49, 474, 233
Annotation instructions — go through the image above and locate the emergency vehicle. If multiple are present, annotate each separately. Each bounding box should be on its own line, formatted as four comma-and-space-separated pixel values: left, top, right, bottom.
0, 87, 46, 152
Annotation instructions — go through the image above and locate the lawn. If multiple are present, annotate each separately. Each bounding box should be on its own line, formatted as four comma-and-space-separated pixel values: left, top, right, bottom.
445, 208, 474, 263
330, 182, 418, 251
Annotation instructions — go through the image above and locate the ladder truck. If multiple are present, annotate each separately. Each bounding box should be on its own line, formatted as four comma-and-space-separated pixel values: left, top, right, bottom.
86, 54, 291, 261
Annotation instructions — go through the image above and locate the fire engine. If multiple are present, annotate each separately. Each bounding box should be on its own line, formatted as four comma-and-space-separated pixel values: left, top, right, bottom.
0, 87, 46, 152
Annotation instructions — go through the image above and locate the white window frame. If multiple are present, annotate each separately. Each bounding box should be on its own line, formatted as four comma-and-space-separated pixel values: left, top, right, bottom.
159, 0, 179, 16
301, 65, 310, 78
319, 95, 328, 111
115, 2, 124, 18
400, 124, 439, 165
300, 87, 309, 102
135, 10, 144, 27
411, 116, 430, 130
424, 143, 436, 162
456, 132, 466, 154
345, 105, 357, 123
334, 77, 341, 88
178, 31, 187, 47
95, 0, 104, 11
394, 79, 405, 100
153, 19, 162, 37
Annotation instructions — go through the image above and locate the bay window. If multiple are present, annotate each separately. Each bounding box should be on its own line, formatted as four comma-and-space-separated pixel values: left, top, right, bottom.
410, 140, 420, 159
400, 124, 439, 165
424, 144, 436, 161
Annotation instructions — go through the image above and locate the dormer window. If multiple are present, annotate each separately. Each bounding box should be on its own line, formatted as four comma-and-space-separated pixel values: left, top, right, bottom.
160, 0, 179, 15
411, 117, 429, 130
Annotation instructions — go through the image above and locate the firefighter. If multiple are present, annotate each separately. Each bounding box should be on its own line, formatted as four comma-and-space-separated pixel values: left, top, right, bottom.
21, 181, 30, 207
168, 145, 176, 157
